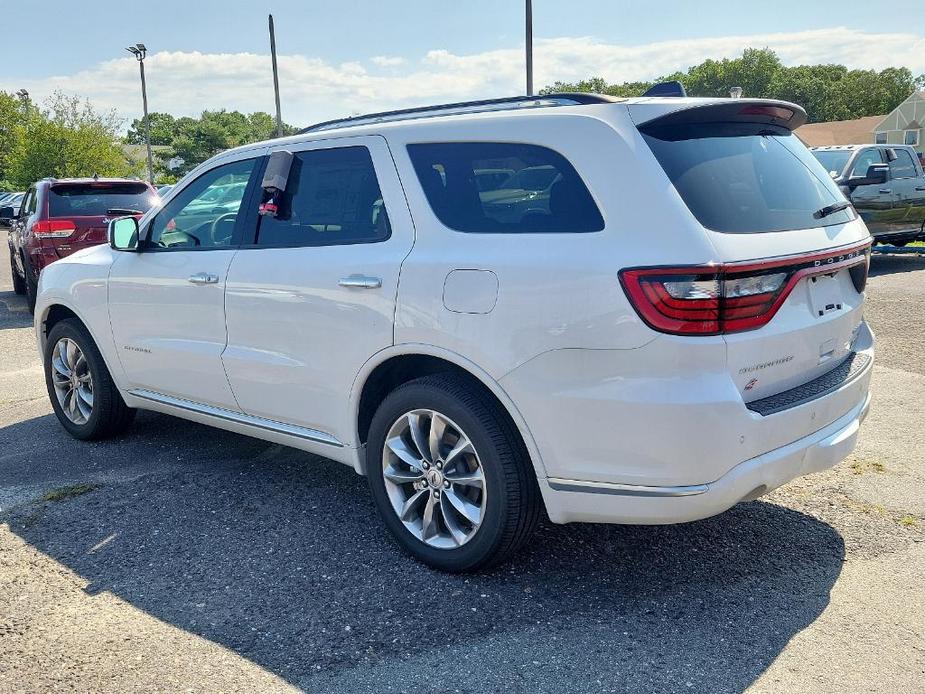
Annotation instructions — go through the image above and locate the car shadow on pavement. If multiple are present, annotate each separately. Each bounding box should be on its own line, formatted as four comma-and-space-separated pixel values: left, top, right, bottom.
2, 411, 845, 693
0, 291, 31, 330
869, 252, 925, 277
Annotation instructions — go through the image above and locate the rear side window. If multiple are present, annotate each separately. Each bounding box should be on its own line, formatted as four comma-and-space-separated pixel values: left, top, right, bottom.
889, 149, 917, 179
255, 146, 390, 247
642, 124, 854, 233
407, 142, 603, 233
48, 183, 156, 217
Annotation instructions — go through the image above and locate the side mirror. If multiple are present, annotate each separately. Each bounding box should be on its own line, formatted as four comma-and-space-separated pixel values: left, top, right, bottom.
109, 217, 140, 251
848, 164, 889, 189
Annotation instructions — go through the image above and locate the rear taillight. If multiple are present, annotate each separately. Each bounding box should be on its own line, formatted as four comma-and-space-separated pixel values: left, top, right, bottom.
620, 243, 871, 336
33, 220, 76, 238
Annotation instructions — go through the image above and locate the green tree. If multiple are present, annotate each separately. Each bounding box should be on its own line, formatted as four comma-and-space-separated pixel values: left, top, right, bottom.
544, 48, 921, 123
125, 112, 179, 146
6, 92, 137, 188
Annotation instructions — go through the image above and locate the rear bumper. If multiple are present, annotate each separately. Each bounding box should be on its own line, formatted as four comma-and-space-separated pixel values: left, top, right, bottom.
541, 390, 870, 525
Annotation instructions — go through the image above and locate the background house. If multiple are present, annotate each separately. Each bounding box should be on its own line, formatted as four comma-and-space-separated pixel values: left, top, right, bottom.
796, 115, 886, 147
872, 91, 924, 154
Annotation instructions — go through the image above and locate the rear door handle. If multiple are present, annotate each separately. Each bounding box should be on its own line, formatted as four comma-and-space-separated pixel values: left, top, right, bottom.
338, 274, 382, 289
188, 272, 219, 285
879, 189, 892, 194
915, 186, 925, 191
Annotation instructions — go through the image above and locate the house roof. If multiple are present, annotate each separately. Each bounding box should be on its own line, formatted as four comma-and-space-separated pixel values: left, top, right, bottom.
873, 91, 925, 131
795, 115, 886, 147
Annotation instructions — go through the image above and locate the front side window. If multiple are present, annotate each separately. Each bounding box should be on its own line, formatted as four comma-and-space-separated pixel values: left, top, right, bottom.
147, 158, 256, 249
889, 149, 917, 179
407, 142, 604, 233
254, 146, 390, 247
904, 130, 919, 147
849, 149, 884, 178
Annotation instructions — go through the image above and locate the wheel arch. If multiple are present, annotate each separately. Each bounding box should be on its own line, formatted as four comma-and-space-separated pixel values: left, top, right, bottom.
350, 344, 548, 481
37, 300, 124, 386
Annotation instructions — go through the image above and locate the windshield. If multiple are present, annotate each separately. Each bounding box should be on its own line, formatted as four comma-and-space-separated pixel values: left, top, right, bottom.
811, 150, 852, 177
49, 183, 156, 217
642, 125, 854, 233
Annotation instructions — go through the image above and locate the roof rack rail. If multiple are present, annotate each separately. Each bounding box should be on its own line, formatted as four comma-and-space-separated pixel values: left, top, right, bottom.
299, 92, 621, 134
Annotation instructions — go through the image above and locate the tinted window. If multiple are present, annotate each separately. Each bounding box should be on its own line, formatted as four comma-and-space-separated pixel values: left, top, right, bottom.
889, 149, 917, 179
255, 147, 390, 247
811, 150, 851, 177
407, 142, 603, 233
148, 158, 256, 249
48, 183, 156, 217
642, 125, 853, 233
849, 149, 884, 177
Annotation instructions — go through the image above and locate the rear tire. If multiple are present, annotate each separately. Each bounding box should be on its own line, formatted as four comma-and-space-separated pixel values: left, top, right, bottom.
44, 318, 136, 440
10, 252, 25, 295
366, 374, 540, 572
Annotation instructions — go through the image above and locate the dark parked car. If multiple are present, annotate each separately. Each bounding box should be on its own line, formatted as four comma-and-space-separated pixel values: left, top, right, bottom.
0, 192, 25, 227
811, 144, 925, 246
3, 178, 158, 311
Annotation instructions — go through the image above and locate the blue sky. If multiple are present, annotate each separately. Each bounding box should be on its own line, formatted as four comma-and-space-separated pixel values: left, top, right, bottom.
1, 0, 922, 126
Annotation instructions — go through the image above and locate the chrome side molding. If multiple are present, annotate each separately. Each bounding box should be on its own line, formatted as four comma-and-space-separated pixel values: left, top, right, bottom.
129, 389, 343, 447
547, 478, 709, 497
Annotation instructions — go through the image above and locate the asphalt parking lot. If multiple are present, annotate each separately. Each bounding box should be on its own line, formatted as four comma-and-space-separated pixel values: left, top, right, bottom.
1, 236, 923, 693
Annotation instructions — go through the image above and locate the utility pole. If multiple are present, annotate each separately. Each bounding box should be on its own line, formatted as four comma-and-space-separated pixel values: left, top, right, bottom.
269, 14, 284, 137
126, 43, 154, 184
525, 0, 534, 96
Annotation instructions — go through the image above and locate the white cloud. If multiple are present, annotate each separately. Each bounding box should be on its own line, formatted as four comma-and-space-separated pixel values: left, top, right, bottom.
3, 27, 923, 129
371, 55, 406, 67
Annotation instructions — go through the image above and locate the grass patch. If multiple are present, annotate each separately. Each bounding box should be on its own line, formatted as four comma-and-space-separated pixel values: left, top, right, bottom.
850, 458, 886, 475
908, 241, 925, 247
898, 515, 918, 527
42, 483, 100, 502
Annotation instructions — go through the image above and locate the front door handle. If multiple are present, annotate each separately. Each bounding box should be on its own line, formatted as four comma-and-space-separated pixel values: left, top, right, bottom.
879, 189, 892, 194
188, 272, 219, 285
338, 274, 382, 289
915, 186, 925, 191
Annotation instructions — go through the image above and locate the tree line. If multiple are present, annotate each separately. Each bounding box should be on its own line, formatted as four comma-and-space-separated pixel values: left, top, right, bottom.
542, 48, 924, 123
2, 48, 922, 189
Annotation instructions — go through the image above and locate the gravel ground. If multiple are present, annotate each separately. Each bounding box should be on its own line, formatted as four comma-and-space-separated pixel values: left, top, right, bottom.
1, 237, 923, 693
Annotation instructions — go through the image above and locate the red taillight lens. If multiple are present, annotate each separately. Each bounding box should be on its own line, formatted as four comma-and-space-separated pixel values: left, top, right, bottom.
620, 243, 870, 336
33, 220, 76, 238
738, 105, 794, 121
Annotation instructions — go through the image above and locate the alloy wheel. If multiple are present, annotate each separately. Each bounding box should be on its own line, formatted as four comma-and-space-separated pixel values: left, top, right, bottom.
381, 409, 486, 549
50, 338, 94, 425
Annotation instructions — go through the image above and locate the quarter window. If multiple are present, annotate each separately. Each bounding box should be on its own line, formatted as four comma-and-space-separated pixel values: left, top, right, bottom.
147, 158, 256, 249
407, 142, 604, 233
889, 149, 917, 179
254, 146, 390, 247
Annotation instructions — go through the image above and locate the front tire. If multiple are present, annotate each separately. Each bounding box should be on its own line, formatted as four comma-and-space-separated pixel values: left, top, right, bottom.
23, 254, 38, 314
367, 374, 540, 572
44, 318, 136, 440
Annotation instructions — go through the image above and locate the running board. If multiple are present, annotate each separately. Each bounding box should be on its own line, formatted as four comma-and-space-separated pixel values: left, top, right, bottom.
128, 389, 343, 448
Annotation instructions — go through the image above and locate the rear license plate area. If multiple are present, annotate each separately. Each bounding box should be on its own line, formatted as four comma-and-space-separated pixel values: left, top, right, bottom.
808, 272, 843, 317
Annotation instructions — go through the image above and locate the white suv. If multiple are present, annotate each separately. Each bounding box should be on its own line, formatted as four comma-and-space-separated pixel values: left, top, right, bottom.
35, 93, 874, 571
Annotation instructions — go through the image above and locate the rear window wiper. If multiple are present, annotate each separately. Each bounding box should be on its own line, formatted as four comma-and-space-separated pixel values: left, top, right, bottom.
107, 208, 145, 216
814, 201, 851, 219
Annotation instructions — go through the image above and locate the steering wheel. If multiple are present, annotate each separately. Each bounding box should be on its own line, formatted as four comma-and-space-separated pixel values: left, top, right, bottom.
159, 230, 201, 248
210, 212, 238, 243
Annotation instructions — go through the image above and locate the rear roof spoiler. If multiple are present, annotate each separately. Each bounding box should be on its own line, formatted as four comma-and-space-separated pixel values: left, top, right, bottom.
642, 81, 687, 98
635, 99, 807, 132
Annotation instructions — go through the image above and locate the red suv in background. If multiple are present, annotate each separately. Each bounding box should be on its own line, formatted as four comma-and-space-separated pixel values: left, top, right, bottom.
3, 178, 158, 312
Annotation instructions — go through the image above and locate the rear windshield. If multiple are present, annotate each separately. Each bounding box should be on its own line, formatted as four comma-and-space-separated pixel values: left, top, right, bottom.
641, 124, 854, 233
810, 150, 852, 177
49, 183, 156, 217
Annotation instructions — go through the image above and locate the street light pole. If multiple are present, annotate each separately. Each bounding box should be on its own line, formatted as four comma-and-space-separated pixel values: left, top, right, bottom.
525, 0, 534, 96
126, 43, 154, 184
269, 14, 284, 138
